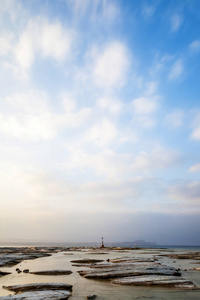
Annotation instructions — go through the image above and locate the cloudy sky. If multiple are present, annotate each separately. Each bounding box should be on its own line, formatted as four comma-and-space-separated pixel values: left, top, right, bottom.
0, 0, 200, 245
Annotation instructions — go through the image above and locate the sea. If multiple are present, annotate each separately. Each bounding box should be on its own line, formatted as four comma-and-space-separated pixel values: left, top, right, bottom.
0, 241, 200, 250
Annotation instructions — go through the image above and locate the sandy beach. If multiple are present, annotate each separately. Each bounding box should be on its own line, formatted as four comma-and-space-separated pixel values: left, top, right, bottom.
0, 246, 200, 299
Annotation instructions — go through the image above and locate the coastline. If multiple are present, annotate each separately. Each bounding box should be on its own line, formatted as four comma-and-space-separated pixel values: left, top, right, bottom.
0, 245, 200, 299
1, 242, 200, 250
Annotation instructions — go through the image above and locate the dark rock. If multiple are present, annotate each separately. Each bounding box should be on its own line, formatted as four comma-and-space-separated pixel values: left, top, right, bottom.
30, 270, 72, 275
0, 271, 11, 277
23, 269, 29, 273
88, 252, 108, 255
159, 252, 200, 260
87, 295, 97, 299
71, 259, 104, 264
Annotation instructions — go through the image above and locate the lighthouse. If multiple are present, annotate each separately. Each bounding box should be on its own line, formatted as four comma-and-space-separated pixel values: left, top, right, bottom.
100, 237, 104, 248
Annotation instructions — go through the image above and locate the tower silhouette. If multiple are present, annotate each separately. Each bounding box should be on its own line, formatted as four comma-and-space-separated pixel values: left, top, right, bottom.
100, 237, 104, 248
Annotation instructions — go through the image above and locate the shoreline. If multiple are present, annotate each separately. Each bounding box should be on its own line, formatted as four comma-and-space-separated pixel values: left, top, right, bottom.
1, 244, 200, 250
0, 246, 200, 299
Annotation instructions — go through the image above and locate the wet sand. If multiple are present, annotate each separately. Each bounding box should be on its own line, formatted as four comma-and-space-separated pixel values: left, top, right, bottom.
0, 247, 200, 299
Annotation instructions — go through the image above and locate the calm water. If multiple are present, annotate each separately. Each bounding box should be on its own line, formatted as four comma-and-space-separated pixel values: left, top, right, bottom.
0, 247, 200, 299
0, 244, 200, 250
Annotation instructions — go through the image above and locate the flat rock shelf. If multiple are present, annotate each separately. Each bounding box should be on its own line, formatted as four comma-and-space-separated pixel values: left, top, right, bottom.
112, 275, 196, 289
0, 247, 67, 268
0, 290, 71, 299
78, 261, 181, 279
1, 283, 73, 300
77, 258, 198, 290
3, 282, 73, 292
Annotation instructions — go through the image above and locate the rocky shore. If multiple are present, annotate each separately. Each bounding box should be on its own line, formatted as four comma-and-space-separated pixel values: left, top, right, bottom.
0, 246, 200, 299
0, 247, 58, 268
77, 256, 197, 289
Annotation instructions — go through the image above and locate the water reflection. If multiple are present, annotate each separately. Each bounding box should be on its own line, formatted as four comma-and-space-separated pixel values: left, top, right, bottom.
0, 248, 200, 299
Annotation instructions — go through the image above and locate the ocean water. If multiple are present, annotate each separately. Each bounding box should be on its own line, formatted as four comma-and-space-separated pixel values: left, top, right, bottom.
1, 243, 200, 250
147, 245, 200, 251
0, 247, 200, 299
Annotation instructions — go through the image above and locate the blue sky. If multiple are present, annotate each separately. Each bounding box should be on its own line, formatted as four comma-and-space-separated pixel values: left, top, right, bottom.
0, 0, 200, 245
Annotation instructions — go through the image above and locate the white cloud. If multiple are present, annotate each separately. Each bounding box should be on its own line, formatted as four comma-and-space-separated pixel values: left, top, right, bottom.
142, 5, 155, 20
64, 143, 181, 179
101, 1, 119, 23
70, 0, 119, 24
93, 41, 129, 90
118, 127, 138, 144
69, 0, 91, 16
14, 31, 34, 69
3, 61, 28, 80
146, 81, 157, 95
78, 178, 142, 207
191, 111, 200, 140
131, 96, 160, 129
5, 90, 49, 114
135, 115, 156, 129
14, 17, 72, 71
61, 93, 76, 113
132, 97, 158, 115
40, 21, 71, 60
0, 109, 91, 141
0, 112, 59, 140
96, 97, 122, 115
0, 33, 13, 55
0, 161, 38, 210
189, 163, 200, 173
0, 159, 142, 214
64, 148, 127, 178
168, 59, 183, 80
0, 0, 23, 24
168, 181, 200, 204
131, 148, 182, 173
191, 126, 200, 140
85, 119, 118, 147
171, 14, 183, 32
189, 40, 200, 53
0, 90, 91, 141
164, 110, 184, 128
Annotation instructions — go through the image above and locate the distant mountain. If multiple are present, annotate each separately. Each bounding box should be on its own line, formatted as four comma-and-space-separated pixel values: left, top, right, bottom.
133, 240, 157, 246
104, 240, 157, 247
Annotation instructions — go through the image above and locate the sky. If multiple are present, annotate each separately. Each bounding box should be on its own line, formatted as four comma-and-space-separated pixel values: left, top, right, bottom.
0, 0, 200, 245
